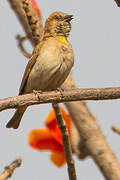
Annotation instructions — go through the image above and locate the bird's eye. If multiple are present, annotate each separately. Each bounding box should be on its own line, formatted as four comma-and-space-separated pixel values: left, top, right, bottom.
54, 16, 63, 20
54, 16, 59, 20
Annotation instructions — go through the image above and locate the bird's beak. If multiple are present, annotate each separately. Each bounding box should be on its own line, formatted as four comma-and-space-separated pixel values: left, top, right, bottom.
64, 15, 73, 22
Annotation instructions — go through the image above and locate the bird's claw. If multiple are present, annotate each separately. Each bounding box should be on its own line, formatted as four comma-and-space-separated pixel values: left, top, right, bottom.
33, 90, 43, 101
56, 88, 65, 98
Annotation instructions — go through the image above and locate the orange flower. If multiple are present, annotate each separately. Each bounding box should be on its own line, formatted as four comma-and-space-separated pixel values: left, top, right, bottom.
31, 0, 42, 18
29, 107, 71, 167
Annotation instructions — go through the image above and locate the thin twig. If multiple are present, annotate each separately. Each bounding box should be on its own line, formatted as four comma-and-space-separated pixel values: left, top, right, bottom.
112, 126, 120, 135
0, 158, 22, 180
16, 35, 32, 58
52, 103, 77, 180
1, 87, 120, 112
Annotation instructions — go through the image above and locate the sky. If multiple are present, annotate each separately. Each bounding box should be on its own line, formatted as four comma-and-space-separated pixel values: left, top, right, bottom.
1, 0, 120, 179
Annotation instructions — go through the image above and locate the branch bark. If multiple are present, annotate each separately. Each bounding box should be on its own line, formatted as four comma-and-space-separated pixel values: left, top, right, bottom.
114, 0, 120, 7
0, 158, 22, 180
62, 75, 120, 180
1, 87, 120, 112
22, 0, 44, 45
52, 103, 77, 180
112, 126, 120, 135
7, 0, 44, 46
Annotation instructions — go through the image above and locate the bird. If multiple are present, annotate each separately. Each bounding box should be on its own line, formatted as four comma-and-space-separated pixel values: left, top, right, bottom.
6, 11, 74, 129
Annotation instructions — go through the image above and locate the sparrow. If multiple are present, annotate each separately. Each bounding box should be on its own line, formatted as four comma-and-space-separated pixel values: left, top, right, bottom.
6, 11, 74, 129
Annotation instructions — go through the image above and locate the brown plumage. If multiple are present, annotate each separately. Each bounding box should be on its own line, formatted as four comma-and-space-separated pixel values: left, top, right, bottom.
6, 12, 74, 129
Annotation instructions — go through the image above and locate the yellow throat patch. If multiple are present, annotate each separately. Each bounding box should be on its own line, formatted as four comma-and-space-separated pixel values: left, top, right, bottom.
57, 36, 68, 44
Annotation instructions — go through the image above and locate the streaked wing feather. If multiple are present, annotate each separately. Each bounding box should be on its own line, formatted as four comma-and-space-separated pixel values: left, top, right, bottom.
19, 47, 39, 95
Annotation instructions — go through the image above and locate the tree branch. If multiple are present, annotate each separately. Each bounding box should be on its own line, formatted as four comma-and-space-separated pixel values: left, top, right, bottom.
6, 0, 120, 179
0, 158, 22, 180
112, 126, 120, 135
62, 75, 120, 180
22, 0, 44, 45
7, 0, 44, 46
114, 0, 120, 7
52, 103, 77, 180
1, 87, 120, 112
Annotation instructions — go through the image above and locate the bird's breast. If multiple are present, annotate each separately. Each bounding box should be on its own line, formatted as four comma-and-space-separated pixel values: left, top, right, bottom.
25, 38, 74, 93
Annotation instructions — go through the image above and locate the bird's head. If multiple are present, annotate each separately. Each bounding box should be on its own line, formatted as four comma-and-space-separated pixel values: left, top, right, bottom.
44, 12, 73, 38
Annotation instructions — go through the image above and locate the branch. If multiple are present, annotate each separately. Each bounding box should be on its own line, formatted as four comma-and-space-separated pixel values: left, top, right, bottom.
112, 126, 120, 135
52, 103, 77, 180
62, 76, 120, 180
7, 0, 44, 46
16, 35, 31, 58
0, 158, 22, 180
22, 0, 44, 45
114, 0, 120, 7
7, 0, 120, 179
1, 87, 120, 112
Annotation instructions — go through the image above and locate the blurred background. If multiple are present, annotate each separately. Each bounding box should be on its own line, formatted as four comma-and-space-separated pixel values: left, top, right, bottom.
0, 0, 120, 179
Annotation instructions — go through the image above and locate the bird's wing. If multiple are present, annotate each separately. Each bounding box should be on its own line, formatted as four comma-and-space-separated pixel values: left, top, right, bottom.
19, 45, 40, 95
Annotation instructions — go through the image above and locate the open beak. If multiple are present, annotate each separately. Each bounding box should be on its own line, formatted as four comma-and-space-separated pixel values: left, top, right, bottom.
64, 15, 73, 22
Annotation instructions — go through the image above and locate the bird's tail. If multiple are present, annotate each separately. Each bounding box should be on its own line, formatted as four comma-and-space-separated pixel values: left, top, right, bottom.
6, 106, 27, 129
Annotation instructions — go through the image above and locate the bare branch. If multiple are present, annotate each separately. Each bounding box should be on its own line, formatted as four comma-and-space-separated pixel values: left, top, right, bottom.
1, 87, 120, 112
66, 101, 120, 180
7, 0, 44, 46
63, 76, 120, 180
22, 0, 44, 45
0, 158, 22, 180
114, 0, 120, 7
7, 0, 120, 179
112, 126, 120, 135
52, 103, 77, 180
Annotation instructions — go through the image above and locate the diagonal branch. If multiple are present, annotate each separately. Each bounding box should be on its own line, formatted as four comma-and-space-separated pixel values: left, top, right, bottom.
62, 75, 120, 180
0, 158, 22, 180
112, 126, 120, 135
7, 0, 44, 46
22, 0, 44, 45
114, 0, 120, 7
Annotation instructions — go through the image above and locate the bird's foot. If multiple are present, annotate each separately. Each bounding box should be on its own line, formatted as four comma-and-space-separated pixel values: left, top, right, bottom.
33, 90, 43, 101
55, 88, 65, 98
